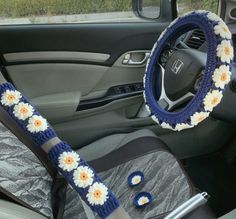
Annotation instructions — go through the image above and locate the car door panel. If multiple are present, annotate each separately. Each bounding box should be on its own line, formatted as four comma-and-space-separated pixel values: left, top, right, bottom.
0, 21, 170, 147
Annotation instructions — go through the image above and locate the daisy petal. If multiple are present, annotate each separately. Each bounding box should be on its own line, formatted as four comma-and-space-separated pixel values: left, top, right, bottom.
203, 90, 223, 112
86, 182, 108, 206
13, 102, 34, 120
216, 40, 234, 63
58, 151, 80, 172
1, 90, 21, 106
27, 115, 48, 133
212, 65, 231, 89
190, 112, 210, 126
73, 166, 94, 188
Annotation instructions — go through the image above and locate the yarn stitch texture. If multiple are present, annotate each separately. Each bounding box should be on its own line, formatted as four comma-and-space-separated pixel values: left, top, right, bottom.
144, 11, 233, 131
0, 82, 119, 218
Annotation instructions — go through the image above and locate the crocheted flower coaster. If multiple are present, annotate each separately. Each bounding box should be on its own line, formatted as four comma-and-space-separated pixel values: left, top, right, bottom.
133, 192, 153, 208
144, 11, 233, 131
127, 171, 144, 187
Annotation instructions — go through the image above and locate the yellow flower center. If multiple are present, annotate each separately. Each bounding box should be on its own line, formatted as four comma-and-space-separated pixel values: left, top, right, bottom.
140, 198, 148, 205
79, 172, 89, 181
211, 97, 218, 105
133, 178, 140, 184
20, 107, 28, 115
64, 156, 74, 165
93, 189, 102, 199
224, 47, 230, 56
223, 26, 228, 33
7, 94, 15, 101
220, 72, 227, 81
197, 116, 204, 122
34, 119, 42, 127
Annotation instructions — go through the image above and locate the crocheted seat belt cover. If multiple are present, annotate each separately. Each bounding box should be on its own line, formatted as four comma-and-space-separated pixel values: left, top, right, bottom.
0, 82, 119, 219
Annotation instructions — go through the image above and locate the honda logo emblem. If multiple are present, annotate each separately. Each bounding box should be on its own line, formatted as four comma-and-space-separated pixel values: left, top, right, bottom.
171, 59, 184, 74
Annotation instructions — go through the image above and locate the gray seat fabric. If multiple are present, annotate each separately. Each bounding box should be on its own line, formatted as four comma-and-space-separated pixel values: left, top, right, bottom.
0, 200, 47, 219
0, 124, 198, 219
0, 122, 53, 218
64, 150, 193, 219
78, 129, 156, 161
63, 134, 195, 219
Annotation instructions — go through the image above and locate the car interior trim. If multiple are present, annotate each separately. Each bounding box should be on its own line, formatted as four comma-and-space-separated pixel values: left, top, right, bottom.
3, 51, 110, 63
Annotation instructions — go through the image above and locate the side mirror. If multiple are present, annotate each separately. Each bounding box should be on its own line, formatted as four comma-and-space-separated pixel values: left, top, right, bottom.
132, 0, 161, 20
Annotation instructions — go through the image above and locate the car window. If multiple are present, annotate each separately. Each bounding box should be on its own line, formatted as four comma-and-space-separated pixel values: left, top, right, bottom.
177, 0, 218, 15
0, 0, 160, 25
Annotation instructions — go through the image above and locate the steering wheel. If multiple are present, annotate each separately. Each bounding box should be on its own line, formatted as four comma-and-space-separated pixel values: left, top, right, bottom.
0, 10, 233, 219
144, 11, 233, 131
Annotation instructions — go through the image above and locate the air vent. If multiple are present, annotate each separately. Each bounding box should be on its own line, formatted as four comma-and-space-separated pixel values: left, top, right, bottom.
186, 29, 205, 49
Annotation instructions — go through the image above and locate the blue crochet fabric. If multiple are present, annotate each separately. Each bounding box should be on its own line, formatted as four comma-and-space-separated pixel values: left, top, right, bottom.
48, 142, 119, 218
0, 82, 119, 218
0, 82, 57, 146
144, 11, 233, 130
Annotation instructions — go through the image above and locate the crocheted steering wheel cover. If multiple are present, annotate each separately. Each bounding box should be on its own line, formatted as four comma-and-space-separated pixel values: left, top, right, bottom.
144, 11, 233, 131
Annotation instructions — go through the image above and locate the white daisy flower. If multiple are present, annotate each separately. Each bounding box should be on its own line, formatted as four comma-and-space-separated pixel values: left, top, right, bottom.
207, 12, 223, 22
138, 196, 149, 206
86, 182, 108, 206
175, 123, 193, 131
131, 175, 142, 186
73, 166, 94, 188
203, 90, 223, 112
190, 112, 210, 126
151, 115, 159, 124
1, 90, 21, 106
160, 122, 174, 130
145, 104, 151, 114
216, 40, 234, 63
27, 115, 48, 133
58, 151, 80, 172
212, 65, 231, 89
13, 102, 34, 120
214, 22, 232, 39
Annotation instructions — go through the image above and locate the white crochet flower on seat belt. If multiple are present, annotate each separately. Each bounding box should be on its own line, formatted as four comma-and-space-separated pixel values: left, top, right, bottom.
73, 166, 94, 188
27, 115, 48, 133
13, 102, 34, 120
1, 90, 21, 106
58, 151, 80, 172
86, 182, 108, 206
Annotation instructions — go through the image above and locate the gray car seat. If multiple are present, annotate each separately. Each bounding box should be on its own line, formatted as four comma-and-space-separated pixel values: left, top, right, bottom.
0, 114, 216, 219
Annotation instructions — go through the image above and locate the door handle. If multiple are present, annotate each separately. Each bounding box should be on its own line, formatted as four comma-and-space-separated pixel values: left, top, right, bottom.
122, 52, 150, 65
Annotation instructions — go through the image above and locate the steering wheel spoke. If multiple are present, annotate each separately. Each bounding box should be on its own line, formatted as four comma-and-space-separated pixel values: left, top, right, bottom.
158, 64, 194, 111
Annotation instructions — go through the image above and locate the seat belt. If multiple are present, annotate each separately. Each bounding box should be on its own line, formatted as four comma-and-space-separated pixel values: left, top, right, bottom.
0, 104, 131, 219
80, 198, 96, 219
0, 81, 131, 219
